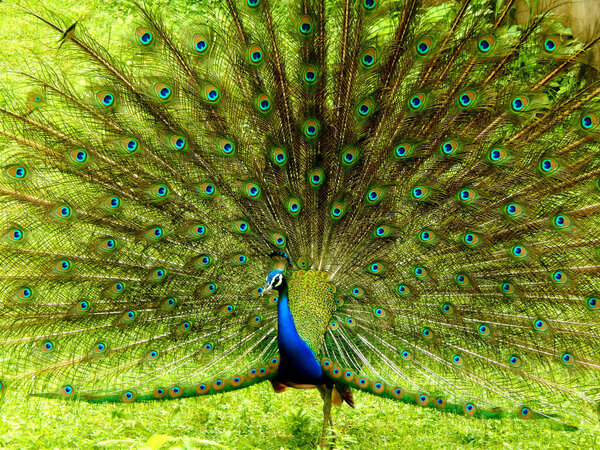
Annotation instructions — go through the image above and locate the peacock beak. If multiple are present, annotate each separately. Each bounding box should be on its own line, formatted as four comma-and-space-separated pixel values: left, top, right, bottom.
262, 285, 272, 295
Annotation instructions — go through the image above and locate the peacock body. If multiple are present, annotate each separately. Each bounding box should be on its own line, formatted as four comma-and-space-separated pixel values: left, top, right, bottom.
0, 0, 599, 444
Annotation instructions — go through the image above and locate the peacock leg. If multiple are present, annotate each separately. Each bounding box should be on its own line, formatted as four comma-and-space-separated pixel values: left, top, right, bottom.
320, 386, 333, 447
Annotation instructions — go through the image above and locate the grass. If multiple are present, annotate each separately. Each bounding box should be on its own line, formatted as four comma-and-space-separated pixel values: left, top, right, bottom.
0, 384, 599, 449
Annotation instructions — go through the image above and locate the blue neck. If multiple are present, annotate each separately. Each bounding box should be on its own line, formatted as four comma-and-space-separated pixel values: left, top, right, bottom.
276, 284, 324, 383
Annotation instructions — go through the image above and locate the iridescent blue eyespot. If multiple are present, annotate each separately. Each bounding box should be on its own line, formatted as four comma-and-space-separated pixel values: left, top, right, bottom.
194, 35, 208, 53
10, 229, 23, 241
544, 37, 557, 53
410, 96, 422, 108
395, 145, 408, 157
159, 86, 171, 99
552, 271, 566, 283
362, 0, 376, 10
222, 141, 234, 154
477, 324, 491, 336
102, 94, 113, 106
139, 31, 152, 45
512, 98, 523, 110
196, 40, 207, 52
586, 296, 599, 310
478, 38, 491, 52
561, 353, 572, 364
533, 319, 547, 331
509, 355, 521, 367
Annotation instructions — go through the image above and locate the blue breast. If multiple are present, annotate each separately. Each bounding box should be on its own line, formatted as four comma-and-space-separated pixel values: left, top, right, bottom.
276, 286, 324, 383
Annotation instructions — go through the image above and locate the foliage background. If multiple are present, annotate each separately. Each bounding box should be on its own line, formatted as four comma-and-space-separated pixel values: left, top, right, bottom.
0, 0, 599, 448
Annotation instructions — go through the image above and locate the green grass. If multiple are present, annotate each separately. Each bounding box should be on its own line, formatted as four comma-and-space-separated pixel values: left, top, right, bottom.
1, 385, 599, 449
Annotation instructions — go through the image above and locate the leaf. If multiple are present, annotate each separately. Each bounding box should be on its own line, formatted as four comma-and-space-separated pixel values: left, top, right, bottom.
147, 434, 173, 450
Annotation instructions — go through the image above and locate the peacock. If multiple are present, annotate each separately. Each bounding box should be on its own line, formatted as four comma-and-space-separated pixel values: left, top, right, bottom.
0, 0, 599, 446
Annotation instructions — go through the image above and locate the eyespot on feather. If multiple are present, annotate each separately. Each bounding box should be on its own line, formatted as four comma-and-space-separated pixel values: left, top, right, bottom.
170, 135, 187, 151
68, 149, 89, 166
477, 35, 496, 53
256, 93, 272, 113
416, 37, 433, 56
6, 165, 28, 180
149, 184, 170, 200
97, 91, 115, 108
543, 36, 559, 53
244, 182, 262, 199
356, 98, 374, 118
248, 44, 264, 65
219, 139, 235, 156
308, 167, 325, 188
510, 95, 530, 112
330, 202, 346, 220
303, 119, 320, 139
121, 138, 139, 154
154, 83, 172, 100
286, 197, 302, 216
302, 64, 319, 85
204, 85, 220, 103
122, 390, 136, 403
393, 143, 414, 159
362, 0, 377, 10
411, 185, 430, 201
340, 147, 359, 168
299, 16, 313, 35
136, 28, 153, 46
487, 147, 508, 164
193, 35, 208, 54
408, 93, 426, 111
580, 114, 598, 131
440, 140, 460, 156
361, 47, 377, 68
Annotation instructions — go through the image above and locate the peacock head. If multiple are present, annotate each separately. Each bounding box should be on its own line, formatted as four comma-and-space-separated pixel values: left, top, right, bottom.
264, 251, 292, 293
264, 270, 286, 293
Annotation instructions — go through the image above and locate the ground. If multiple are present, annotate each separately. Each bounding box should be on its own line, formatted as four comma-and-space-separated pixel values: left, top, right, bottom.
1, 384, 598, 448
